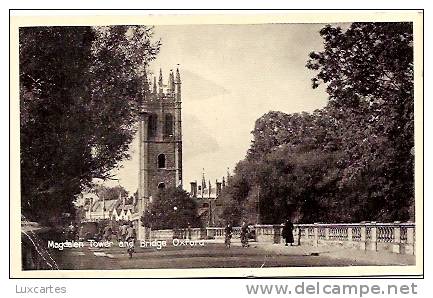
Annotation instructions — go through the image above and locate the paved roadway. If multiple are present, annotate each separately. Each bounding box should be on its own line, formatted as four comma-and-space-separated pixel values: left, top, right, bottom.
53, 241, 374, 270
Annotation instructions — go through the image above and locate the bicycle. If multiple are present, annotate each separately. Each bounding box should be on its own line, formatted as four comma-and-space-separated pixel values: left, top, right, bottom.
225, 233, 232, 248
241, 234, 249, 247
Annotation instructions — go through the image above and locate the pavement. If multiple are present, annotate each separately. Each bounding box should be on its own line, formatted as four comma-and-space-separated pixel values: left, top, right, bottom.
245, 242, 416, 266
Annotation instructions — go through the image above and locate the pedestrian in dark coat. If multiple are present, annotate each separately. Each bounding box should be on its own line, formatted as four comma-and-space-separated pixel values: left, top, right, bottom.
224, 224, 233, 248
282, 219, 294, 246
103, 225, 112, 241
240, 222, 250, 247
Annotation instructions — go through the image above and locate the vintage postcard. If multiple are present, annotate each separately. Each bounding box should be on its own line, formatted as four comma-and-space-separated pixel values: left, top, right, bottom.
10, 10, 423, 278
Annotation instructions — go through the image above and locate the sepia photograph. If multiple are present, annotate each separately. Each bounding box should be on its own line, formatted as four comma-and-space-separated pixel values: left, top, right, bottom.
10, 11, 423, 278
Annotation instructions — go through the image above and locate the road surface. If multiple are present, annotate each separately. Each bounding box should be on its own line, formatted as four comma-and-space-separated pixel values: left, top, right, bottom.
51, 241, 374, 270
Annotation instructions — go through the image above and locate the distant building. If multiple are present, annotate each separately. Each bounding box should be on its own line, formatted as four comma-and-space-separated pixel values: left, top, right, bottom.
111, 205, 134, 221
76, 192, 133, 222
189, 171, 230, 227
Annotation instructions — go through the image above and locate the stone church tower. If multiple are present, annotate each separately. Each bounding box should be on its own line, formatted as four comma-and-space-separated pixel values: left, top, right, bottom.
137, 67, 182, 211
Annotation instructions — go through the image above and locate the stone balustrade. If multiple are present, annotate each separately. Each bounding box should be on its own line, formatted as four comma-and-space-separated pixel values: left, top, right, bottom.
253, 222, 416, 255
148, 221, 415, 255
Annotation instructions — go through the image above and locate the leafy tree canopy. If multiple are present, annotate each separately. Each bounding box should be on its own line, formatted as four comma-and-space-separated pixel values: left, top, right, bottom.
220, 22, 414, 224
141, 188, 202, 230
92, 185, 130, 202
20, 26, 160, 223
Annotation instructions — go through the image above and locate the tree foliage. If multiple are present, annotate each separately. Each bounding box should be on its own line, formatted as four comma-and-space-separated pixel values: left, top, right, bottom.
221, 22, 414, 224
141, 188, 202, 230
306, 22, 414, 221
20, 26, 160, 223
92, 185, 130, 202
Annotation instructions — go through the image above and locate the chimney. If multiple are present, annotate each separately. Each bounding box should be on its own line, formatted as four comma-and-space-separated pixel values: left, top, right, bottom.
190, 181, 197, 197
216, 181, 222, 197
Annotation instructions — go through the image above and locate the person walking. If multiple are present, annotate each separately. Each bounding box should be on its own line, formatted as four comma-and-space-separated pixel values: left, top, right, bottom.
125, 223, 136, 259
240, 222, 249, 247
224, 224, 233, 248
282, 219, 294, 246
67, 222, 76, 240
120, 222, 128, 242
103, 225, 112, 241
117, 225, 122, 241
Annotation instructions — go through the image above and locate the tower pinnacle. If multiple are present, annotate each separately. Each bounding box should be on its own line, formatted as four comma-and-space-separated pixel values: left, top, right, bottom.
153, 76, 157, 94
158, 68, 163, 85
201, 168, 206, 196
175, 66, 181, 102
158, 68, 163, 94
168, 69, 175, 92
142, 67, 149, 94
175, 67, 181, 83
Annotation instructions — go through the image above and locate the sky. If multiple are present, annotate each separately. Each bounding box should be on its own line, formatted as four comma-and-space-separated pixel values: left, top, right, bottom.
103, 23, 333, 194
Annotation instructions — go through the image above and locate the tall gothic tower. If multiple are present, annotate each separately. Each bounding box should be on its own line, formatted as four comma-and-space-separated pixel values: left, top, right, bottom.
137, 67, 182, 210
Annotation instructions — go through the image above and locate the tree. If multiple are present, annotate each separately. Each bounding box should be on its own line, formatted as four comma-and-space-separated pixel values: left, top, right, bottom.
219, 192, 243, 226
306, 22, 414, 221
141, 188, 201, 230
20, 26, 160, 223
93, 185, 129, 202
223, 23, 414, 223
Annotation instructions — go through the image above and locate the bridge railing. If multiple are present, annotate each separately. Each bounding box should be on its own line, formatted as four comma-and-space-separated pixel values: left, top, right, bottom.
149, 222, 415, 255
253, 222, 415, 255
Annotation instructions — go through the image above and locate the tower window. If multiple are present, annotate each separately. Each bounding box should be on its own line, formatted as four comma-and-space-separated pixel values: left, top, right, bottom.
148, 113, 158, 137
157, 154, 166, 168
164, 113, 174, 137
158, 182, 165, 190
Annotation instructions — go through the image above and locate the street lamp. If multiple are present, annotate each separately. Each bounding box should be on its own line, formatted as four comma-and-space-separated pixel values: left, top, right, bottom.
173, 206, 178, 238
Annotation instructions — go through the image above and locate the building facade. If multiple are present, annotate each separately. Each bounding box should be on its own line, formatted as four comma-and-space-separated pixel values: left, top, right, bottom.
190, 172, 229, 227
76, 192, 133, 222
133, 67, 183, 239
137, 68, 182, 207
